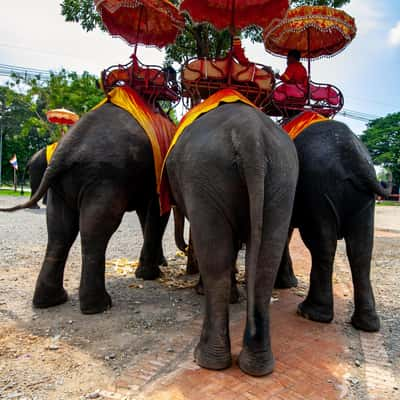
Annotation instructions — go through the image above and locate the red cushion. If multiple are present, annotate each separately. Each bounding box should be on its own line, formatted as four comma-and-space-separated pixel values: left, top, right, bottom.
310, 85, 340, 106
274, 84, 307, 102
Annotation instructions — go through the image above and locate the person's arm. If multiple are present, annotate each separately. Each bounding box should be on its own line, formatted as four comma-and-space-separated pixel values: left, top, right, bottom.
279, 66, 292, 83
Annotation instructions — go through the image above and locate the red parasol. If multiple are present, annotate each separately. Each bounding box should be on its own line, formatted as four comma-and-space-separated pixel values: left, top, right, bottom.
95, 0, 185, 48
46, 108, 79, 125
264, 6, 357, 76
180, 0, 290, 32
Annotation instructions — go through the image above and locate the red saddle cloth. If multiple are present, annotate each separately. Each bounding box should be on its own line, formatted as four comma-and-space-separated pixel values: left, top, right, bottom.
282, 111, 327, 140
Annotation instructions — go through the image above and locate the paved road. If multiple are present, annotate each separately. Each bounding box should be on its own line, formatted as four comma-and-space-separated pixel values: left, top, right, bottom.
0, 196, 399, 400
375, 205, 400, 231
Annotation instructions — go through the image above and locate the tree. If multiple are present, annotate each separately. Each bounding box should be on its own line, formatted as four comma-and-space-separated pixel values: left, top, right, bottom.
1, 70, 103, 183
361, 112, 400, 184
61, 0, 351, 63
0, 85, 48, 184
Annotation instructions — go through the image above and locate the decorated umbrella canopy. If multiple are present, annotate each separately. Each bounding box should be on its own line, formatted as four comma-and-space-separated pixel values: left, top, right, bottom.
46, 108, 79, 125
95, 0, 185, 48
180, 0, 290, 32
263, 6, 357, 77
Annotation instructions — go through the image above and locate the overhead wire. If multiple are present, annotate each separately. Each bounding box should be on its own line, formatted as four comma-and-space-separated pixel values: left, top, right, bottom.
0, 63, 388, 123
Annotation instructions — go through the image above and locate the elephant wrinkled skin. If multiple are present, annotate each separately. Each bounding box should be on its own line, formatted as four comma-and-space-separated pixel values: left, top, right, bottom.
276, 120, 387, 332
166, 103, 299, 376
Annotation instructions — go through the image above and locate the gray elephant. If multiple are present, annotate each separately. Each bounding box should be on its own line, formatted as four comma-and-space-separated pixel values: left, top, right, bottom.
23, 148, 47, 208
1, 103, 171, 314
166, 103, 299, 376
276, 119, 388, 332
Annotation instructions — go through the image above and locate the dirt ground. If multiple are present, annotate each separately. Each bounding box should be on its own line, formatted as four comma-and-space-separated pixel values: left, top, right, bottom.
0, 196, 399, 400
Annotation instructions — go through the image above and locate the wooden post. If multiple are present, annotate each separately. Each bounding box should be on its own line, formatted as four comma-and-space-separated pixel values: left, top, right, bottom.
13, 168, 17, 192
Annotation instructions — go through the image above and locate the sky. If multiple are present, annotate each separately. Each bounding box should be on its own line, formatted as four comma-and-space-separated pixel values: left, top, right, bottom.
0, 0, 399, 135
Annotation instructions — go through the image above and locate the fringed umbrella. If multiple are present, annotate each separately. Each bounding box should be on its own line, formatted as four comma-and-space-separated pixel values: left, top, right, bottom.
95, 0, 185, 49
46, 108, 79, 125
180, 0, 290, 32
264, 6, 357, 77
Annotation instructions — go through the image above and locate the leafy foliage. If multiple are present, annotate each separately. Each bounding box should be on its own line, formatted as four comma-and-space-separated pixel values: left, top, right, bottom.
1, 70, 103, 183
60, 0, 351, 63
361, 112, 400, 184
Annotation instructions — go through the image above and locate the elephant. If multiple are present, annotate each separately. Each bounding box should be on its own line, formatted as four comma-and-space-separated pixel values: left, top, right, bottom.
275, 119, 388, 332
1, 103, 171, 314
166, 103, 299, 376
23, 147, 47, 208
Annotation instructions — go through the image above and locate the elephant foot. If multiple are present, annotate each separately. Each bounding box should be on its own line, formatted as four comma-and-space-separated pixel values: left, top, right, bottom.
297, 299, 333, 324
80, 291, 112, 315
194, 340, 232, 371
159, 256, 168, 267
274, 273, 298, 289
351, 309, 380, 332
33, 285, 68, 309
238, 347, 275, 377
135, 264, 161, 280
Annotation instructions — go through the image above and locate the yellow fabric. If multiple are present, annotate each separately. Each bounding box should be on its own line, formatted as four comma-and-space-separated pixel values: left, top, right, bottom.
162, 89, 257, 171
92, 87, 176, 195
46, 142, 59, 164
283, 111, 327, 140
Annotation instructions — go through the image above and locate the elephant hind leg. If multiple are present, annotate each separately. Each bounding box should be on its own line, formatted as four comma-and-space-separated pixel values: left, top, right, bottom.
190, 212, 237, 371
78, 186, 126, 314
344, 203, 380, 332
274, 228, 298, 289
297, 224, 337, 324
135, 198, 170, 280
33, 189, 78, 308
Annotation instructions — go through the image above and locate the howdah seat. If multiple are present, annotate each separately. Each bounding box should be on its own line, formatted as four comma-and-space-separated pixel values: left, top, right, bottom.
181, 52, 275, 108
267, 80, 344, 117
101, 55, 180, 104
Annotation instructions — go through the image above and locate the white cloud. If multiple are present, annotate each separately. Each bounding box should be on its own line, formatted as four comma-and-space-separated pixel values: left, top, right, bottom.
388, 22, 400, 47
0, 0, 165, 74
344, 0, 385, 35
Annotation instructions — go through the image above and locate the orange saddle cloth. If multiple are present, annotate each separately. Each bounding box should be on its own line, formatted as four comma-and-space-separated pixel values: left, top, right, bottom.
94, 86, 176, 214
283, 111, 327, 140
161, 88, 258, 205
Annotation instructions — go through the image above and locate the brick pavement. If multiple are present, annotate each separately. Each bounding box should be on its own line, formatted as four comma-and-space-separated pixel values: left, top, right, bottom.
99, 231, 397, 400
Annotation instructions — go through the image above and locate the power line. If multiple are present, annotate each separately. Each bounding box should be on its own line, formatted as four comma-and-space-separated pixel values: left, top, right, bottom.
338, 108, 380, 123
0, 63, 383, 123
0, 63, 51, 81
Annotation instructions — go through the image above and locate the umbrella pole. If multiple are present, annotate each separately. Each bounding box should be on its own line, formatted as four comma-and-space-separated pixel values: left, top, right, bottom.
307, 28, 311, 105
133, 6, 144, 61
227, 0, 236, 86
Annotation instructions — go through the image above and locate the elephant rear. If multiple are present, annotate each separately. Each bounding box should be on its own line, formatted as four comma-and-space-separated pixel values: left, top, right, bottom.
166, 103, 298, 376
287, 119, 381, 333
293, 120, 384, 233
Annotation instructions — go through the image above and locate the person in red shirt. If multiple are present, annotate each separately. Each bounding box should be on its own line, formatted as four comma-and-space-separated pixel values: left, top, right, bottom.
276, 49, 308, 86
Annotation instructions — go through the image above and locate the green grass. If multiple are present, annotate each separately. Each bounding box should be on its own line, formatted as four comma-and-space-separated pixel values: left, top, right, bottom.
377, 200, 400, 207
0, 189, 30, 197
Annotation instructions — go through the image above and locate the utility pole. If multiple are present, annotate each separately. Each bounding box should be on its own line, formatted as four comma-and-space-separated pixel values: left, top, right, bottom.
0, 109, 3, 188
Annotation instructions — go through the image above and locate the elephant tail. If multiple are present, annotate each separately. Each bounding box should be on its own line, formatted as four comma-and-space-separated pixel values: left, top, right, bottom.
0, 156, 62, 212
365, 176, 391, 198
173, 206, 188, 253
351, 155, 391, 198
238, 133, 266, 338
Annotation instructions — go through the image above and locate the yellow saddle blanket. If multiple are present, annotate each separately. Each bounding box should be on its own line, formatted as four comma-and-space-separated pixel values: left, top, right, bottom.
283, 111, 327, 140
46, 142, 59, 164
163, 88, 257, 165
94, 86, 176, 214
160, 89, 258, 205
